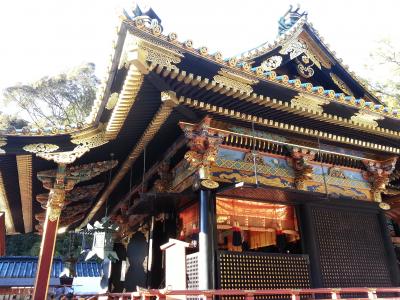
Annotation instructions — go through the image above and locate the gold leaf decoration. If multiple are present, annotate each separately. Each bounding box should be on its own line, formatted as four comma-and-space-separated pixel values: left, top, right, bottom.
213, 75, 253, 94
218, 68, 258, 85
350, 111, 383, 128
37, 145, 90, 164
291, 93, 329, 113
105, 92, 119, 110
71, 130, 109, 149
23, 143, 59, 154
330, 72, 353, 96
139, 42, 182, 70
261, 56, 283, 71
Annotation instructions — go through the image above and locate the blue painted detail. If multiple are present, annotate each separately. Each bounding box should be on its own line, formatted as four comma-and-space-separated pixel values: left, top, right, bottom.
263, 156, 291, 170
75, 261, 101, 277
0, 257, 62, 278
312, 164, 330, 176
217, 148, 244, 161
0, 257, 101, 278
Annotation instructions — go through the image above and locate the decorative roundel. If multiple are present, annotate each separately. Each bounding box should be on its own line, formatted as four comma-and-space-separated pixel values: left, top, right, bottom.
184, 40, 193, 48
228, 57, 238, 67
214, 52, 223, 62
379, 202, 391, 210
200, 179, 219, 189
134, 18, 145, 29
168, 32, 178, 42
152, 24, 162, 36
241, 62, 251, 71
199, 46, 208, 56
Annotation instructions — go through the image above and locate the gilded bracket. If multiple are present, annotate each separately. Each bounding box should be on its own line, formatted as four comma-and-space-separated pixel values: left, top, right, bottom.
37, 160, 118, 222
351, 110, 384, 129
363, 158, 398, 202
291, 92, 329, 114
287, 147, 316, 190
153, 161, 173, 193
180, 116, 226, 189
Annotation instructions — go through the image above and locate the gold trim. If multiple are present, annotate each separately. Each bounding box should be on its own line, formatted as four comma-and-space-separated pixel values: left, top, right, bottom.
159, 67, 400, 139
105, 45, 144, 139
178, 96, 400, 154
71, 124, 109, 149
330, 72, 353, 96
298, 32, 332, 69
291, 92, 328, 113
105, 92, 119, 110
218, 68, 259, 85
0, 171, 15, 233
16, 155, 33, 233
139, 41, 182, 70
213, 75, 253, 94
37, 145, 89, 164
351, 111, 384, 129
125, 18, 399, 120
86, 15, 126, 124
78, 91, 179, 229
261, 56, 283, 71
23, 143, 59, 154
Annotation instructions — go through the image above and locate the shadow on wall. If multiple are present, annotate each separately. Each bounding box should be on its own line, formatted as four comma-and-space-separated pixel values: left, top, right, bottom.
125, 231, 148, 292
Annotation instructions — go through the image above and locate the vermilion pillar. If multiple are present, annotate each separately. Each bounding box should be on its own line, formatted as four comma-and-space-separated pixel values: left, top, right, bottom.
33, 164, 68, 300
0, 212, 5, 256
33, 210, 60, 300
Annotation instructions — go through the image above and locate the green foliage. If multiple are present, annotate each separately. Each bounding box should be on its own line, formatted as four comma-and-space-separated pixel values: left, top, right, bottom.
5, 232, 82, 259
2, 63, 99, 127
366, 39, 400, 109
0, 113, 29, 130
5, 233, 41, 256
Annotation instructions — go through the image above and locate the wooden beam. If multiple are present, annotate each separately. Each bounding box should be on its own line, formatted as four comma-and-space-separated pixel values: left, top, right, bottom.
111, 136, 187, 216
0, 212, 5, 256
16, 155, 33, 233
78, 91, 179, 229
0, 172, 15, 234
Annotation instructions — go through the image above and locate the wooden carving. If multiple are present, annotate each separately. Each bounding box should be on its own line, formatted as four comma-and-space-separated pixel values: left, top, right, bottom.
287, 147, 316, 190
363, 158, 398, 202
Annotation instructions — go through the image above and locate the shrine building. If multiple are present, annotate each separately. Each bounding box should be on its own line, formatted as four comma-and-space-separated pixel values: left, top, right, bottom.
1, 4, 400, 299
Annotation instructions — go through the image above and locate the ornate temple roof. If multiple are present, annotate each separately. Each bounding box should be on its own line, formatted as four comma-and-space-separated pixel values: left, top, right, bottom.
1, 4, 400, 235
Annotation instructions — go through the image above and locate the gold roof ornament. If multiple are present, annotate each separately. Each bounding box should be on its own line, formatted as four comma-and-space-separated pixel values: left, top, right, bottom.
330, 72, 353, 96
291, 92, 329, 114
217, 68, 259, 85
213, 75, 254, 94
105, 92, 119, 110
37, 145, 90, 164
261, 56, 283, 71
23, 143, 59, 154
351, 111, 384, 129
138, 41, 182, 70
71, 127, 110, 149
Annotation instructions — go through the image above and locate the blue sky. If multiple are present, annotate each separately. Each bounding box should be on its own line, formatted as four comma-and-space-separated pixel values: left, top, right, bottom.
0, 0, 398, 116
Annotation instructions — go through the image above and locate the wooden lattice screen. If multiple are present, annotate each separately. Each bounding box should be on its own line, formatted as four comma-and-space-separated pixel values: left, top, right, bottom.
311, 206, 392, 287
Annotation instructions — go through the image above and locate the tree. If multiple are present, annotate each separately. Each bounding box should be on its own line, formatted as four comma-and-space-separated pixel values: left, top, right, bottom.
0, 113, 29, 130
5, 232, 82, 259
365, 39, 400, 109
2, 63, 99, 127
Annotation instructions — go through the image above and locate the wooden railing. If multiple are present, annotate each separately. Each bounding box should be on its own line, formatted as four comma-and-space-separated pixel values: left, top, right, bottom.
73, 287, 400, 300
1, 287, 400, 299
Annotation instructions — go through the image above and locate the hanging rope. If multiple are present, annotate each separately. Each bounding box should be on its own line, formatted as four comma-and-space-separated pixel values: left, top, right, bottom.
317, 137, 329, 199
251, 121, 259, 186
